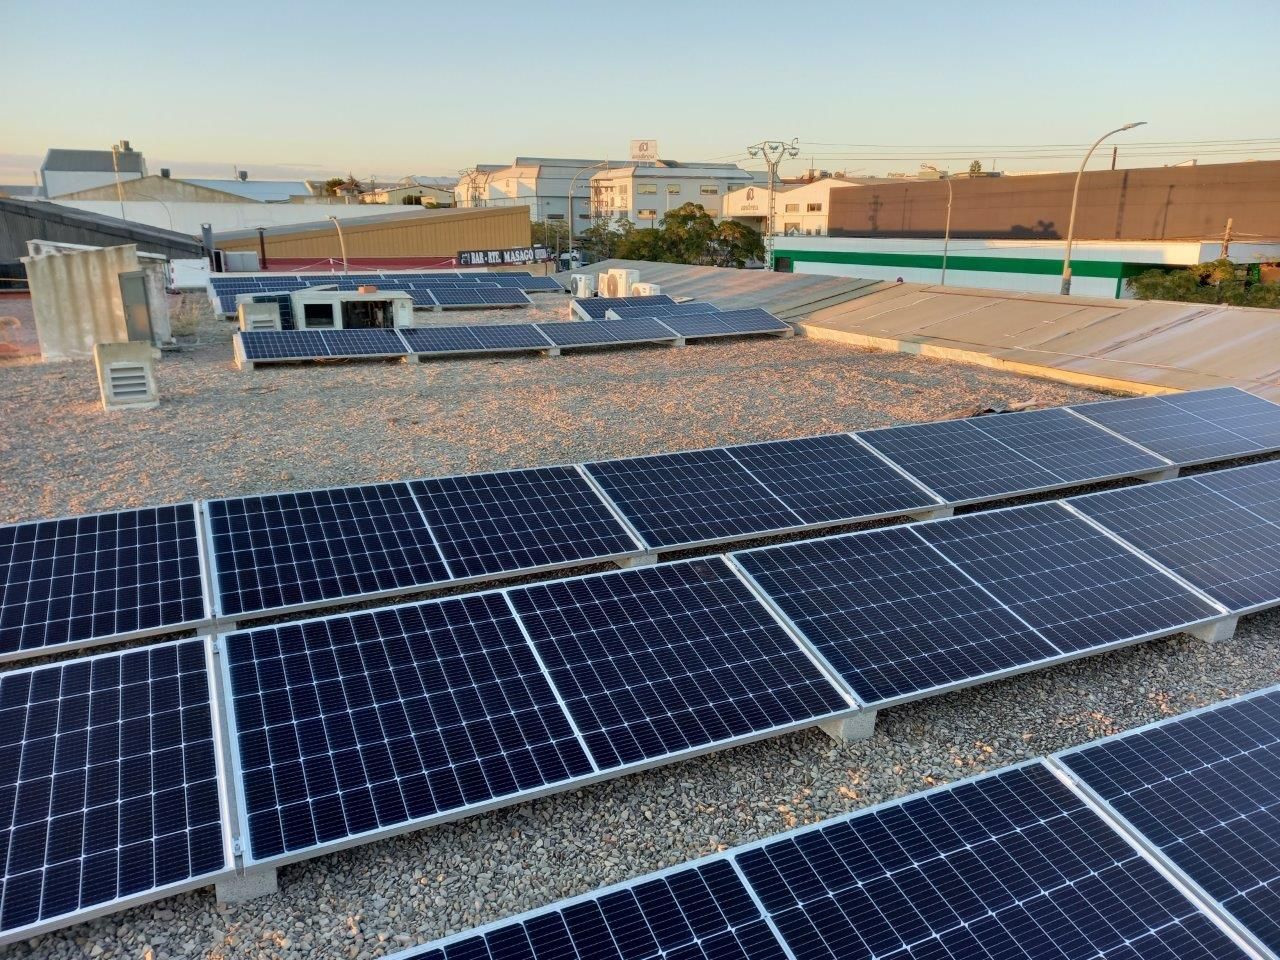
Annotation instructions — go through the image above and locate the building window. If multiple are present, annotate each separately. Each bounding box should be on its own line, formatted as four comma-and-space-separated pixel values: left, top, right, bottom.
699, 184, 719, 196
807, 202, 823, 212
784, 203, 799, 212
546, 213, 564, 220
637, 184, 657, 195
619, 184, 628, 195
667, 184, 680, 195
638, 209, 658, 219
784, 222, 800, 235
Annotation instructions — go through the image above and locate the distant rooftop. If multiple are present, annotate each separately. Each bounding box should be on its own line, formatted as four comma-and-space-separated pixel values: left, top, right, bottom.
41, 147, 145, 174
184, 178, 310, 202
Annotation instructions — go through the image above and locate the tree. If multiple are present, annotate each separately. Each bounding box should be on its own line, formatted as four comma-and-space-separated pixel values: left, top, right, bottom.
573, 204, 767, 268
530, 219, 571, 254
322, 177, 345, 196
712, 219, 766, 268
968, 160, 983, 177
1127, 258, 1280, 308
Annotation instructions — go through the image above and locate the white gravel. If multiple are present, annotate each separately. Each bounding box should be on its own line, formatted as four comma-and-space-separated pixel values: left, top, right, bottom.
2, 294, 1278, 960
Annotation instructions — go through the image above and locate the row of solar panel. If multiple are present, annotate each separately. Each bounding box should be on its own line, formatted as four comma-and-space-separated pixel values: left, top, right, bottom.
232, 309, 791, 365
393, 683, 1280, 960
570, 294, 676, 320
5, 459, 1280, 943
210, 272, 561, 313
4, 388, 1280, 663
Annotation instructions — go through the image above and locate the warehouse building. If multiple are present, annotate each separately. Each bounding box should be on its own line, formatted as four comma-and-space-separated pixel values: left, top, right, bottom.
39, 142, 147, 198
213, 205, 532, 271
590, 161, 757, 224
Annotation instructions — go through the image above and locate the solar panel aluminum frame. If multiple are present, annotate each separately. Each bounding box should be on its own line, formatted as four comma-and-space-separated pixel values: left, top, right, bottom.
0, 503, 216, 664
217, 562, 858, 873
1046, 684, 1280, 960
403, 325, 555, 357
727, 500, 1235, 713
202, 464, 650, 626
0, 637, 237, 947
855, 414, 1178, 511
386, 755, 1255, 960
580, 434, 949, 556
1069, 388, 1280, 469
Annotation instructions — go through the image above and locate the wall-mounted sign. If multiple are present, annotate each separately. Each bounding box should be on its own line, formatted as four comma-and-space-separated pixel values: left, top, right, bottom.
630, 140, 659, 162
457, 246, 550, 267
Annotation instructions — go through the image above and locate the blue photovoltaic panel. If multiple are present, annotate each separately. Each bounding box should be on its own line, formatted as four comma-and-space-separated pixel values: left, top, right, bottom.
432, 288, 531, 308
224, 593, 594, 863
737, 762, 1247, 960
0, 640, 227, 941
408, 466, 642, 579
237, 330, 331, 361
507, 558, 850, 771
705, 308, 791, 334
534, 317, 676, 347
1070, 469, 1280, 613
606, 302, 722, 320
0, 505, 207, 660
725, 433, 938, 526
472, 325, 552, 351
583, 448, 801, 549
1071, 387, 1280, 465
916, 502, 1220, 653
1060, 686, 1280, 954
659, 312, 742, 338
1196, 457, 1280, 524
509, 276, 563, 292
970, 407, 1168, 483
317, 328, 410, 357
573, 295, 676, 320
734, 526, 1058, 706
400, 326, 486, 355
401, 859, 789, 960
206, 482, 451, 618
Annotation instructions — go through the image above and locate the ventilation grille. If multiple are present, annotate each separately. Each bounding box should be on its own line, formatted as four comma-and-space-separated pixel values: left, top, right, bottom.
245, 314, 279, 332
107, 363, 151, 400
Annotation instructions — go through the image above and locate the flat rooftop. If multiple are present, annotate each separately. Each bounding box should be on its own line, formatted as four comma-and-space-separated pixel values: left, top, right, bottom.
2, 293, 1278, 960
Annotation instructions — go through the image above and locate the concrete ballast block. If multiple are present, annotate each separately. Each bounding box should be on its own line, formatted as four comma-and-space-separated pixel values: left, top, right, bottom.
819, 710, 877, 743
216, 867, 278, 904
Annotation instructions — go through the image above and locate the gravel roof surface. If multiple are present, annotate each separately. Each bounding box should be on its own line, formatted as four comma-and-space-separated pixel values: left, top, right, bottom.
3, 293, 1278, 960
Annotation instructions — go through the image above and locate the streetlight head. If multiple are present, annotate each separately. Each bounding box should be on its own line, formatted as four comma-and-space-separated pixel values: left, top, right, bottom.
1121, 121, 1147, 131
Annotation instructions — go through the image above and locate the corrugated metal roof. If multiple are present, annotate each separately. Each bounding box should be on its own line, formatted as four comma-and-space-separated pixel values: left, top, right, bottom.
0, 198, 203, 261
41, 148, 145, 174
559, 260, 886, 319
184, 179, 309, 202
211, 205, 517, 241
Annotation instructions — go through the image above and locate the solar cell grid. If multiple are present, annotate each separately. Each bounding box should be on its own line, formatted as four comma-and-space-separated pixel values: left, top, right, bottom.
606, 302, 722, 320
1196, 457, 1280, 523
506, 557, 851, 770
725, 433, 939, 526
733, 526, 1059, 706
399, 326, 485, 355
0, 505, 207, 660
402, 859, 789, 960
237, 330, 330, 361
915, 502, 1221, 653
408, 466, 641, 579
535, 317, 676, 347
206, 482, 451, 618
1070, 472, 1280, 612
317, 328, 409, 357
223, 593, 594, 863
573, 295, 675, 320
736, 761, 1248, 960
703, 308, 791, 334
0, 639, 227, 941
471, 324, 552, 351
583, 448, 801, 550
1059, 685, 1280, 954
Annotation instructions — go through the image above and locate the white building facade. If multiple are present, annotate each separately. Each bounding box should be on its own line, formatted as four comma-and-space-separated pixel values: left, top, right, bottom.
723, 178, 855, 236
589, 162, 755, 225
40, 144, 146, 198
454, 159, 629, 230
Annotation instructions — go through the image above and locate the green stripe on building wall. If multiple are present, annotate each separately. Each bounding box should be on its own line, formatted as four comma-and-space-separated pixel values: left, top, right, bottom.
775, 248, 1151, 281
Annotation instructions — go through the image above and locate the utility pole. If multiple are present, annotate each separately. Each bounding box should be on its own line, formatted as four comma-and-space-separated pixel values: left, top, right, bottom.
1221, 218, 1233, 259
747, 139, 799, 270
1110, 146, 1118, 170
921, 164, 952, 286
1060, 122, 1146, 296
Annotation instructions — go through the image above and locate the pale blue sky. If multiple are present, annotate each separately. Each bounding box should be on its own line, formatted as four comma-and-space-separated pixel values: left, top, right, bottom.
3, 0, 1277, 185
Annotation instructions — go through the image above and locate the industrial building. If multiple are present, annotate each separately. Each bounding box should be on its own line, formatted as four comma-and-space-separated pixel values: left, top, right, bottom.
38, 142, 146, 198
723, 177, 856, 236
589, 161, 758, 224
454, 158, 630, 226
361, 177, 456, 206
213, 205, 532, 271
769, 159, 1280, 297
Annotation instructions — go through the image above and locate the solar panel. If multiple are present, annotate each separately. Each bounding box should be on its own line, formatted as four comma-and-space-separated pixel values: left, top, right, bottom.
972, 407, 1170, 483
431, 288, 532, 308
407, 466, 642, 579
205, 482, 451, 619
605, 302, 722, 320
0, 504, 208, 661
402, 858, 789, 960
1072, 387, 1280, 465
915, 502, 1221, 653
1196, 457, 1280, 523
725, 433, 940, 526
657, 312, 743, 338
1070, 470, 1280, 613
506, 557, 851, 770
705, 308, 792, 334
235, 329, 409, 363
509, 276, 563, 292
572, 295, 675, 320
222, 593, 594, 864
737, 761, 1248, 960
734, 525, 1059, 706
472, 325, 553, 351
399, 326, 485, 355
582, 448, 801, 550
1058, 685, 1280, 955
318, 329, 410, 357
534, 317, 677, 348
0, 639, 229, 943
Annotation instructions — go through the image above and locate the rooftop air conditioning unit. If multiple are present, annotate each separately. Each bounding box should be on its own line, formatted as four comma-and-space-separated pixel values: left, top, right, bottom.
631, 282, 661, 297
609, 269, 639, 296
571, 273, 596, 298
598, 271, 621, 298
237, 301, 282, 332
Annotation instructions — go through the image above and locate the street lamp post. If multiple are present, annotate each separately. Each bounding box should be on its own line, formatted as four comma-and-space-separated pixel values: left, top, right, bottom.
920, 164, 952, 286
328, 216, 349, 274
747, 139, 799, 270
1060, 122, 1146, 295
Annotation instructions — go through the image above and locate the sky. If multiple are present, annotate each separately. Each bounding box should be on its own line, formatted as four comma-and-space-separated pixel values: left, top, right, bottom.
3, 0, 1278, 186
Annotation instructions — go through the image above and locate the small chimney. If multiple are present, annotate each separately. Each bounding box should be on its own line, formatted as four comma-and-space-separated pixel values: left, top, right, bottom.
238, 170, 249, 181
118, 140, 132, 153
160, 168, 171, 178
